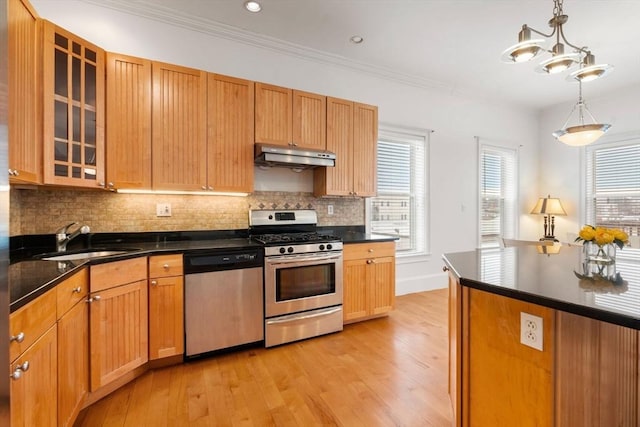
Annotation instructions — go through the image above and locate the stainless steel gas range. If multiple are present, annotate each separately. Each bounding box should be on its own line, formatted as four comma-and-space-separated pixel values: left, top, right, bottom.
250, 210, 343, 347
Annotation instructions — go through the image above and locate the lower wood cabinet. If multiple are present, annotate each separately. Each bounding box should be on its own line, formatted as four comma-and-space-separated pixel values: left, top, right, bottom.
89, 258, 148, 391
149, 254, 184, 360
343, 242, 396, 323
10, 325, 58, 427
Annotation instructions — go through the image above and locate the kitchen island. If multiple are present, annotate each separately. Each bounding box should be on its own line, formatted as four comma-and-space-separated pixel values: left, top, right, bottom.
443, 245, 639, 427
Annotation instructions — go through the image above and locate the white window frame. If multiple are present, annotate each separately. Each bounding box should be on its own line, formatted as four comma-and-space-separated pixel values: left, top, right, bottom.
583, 132, 640, 260
365, 124, 430, 261
477, 141, 518, 248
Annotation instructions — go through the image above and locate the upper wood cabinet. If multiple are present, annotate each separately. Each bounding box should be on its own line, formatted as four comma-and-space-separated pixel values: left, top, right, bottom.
151, 61, 207, 191
207, 74, 255, 193
314, 98, 377, 197
255, 82, 326, 149
8, 0, 42, 184
42, 20, 105, 188
105, 53, 152, 190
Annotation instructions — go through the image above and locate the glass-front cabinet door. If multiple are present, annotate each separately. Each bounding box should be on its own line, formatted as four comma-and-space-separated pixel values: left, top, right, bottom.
43, 21, 105, 188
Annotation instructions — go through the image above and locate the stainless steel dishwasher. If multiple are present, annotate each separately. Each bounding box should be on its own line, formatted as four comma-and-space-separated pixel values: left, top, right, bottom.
184, 248, 263, 358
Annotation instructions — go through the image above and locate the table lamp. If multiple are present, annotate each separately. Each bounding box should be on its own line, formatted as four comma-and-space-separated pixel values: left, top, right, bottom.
530, 194, 567, 241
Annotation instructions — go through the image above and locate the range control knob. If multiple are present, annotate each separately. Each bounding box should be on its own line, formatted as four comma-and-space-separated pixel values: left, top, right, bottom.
279, 247, 286, 254
319, 244, 325, 251
327, 244, 333, 250
287, 247, 294, 253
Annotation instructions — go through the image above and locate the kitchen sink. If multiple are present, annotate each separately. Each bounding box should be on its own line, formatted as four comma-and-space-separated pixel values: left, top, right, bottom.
35, 248, 140, 261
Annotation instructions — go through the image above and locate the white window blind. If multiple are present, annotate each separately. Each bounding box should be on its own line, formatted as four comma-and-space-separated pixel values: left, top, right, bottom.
368, 128, 428, 256
479, 143, 517, 248
585, 139, 640, 258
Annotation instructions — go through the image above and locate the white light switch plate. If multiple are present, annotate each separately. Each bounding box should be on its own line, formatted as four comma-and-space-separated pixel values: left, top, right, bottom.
156, 203, 172, 217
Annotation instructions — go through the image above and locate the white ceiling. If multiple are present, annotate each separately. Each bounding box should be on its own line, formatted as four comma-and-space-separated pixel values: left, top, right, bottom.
87, 0, 640, 110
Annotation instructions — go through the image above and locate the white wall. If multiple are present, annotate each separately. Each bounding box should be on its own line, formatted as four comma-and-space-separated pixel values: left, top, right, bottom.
536, 83, 640, 243
32, 0, 541, 293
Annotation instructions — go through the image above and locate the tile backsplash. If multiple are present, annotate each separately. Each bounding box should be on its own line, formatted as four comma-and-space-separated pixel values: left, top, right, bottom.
10, 188, 365, 236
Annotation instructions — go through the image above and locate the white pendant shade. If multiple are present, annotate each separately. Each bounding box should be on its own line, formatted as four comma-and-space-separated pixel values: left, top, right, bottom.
552, 124, 611, 146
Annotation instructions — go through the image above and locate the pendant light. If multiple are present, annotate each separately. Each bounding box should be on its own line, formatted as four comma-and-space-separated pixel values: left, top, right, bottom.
552, 80, 610, 146
501, 0, 613, 83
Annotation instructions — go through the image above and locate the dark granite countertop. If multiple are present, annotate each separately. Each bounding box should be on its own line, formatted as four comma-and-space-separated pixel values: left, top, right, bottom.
443, 245, 640, 330
9, 226, 395, 312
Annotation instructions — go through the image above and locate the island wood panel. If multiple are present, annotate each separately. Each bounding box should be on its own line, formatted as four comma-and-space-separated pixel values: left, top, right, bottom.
10, 325, 57, 427
314, 97, 353, 196
149, 275, 184, 360
555, 311, 638, 426
9, 288, 57, 363
105, 53, 152, 190
292, 90, 326, 149
207, 74, 254, 193
352, 102, 378, 197
255, 82, 292, 146
448, 274, 462, 427
89, 280, 148, 391
58, 297, 89, 427
152, 61, 207, 191
466, 288, 554, 427
8, 0, 42, 183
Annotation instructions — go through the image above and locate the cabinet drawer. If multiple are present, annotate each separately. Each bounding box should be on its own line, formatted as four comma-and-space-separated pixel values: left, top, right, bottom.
149, 254, 183, 278
9, 288, 57, 363
344, 242, 396, 260
90, 257, 147, 292
56, 268, 89, 318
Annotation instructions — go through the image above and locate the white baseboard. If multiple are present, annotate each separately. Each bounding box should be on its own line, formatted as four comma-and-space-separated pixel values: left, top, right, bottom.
395, 272, 448, 296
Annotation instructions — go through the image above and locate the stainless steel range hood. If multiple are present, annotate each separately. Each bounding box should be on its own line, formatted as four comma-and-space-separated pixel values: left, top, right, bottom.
255, 143, 336, 169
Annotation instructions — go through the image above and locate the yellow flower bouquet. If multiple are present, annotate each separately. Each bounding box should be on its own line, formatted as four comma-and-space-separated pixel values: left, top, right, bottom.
575, 225, 629, 249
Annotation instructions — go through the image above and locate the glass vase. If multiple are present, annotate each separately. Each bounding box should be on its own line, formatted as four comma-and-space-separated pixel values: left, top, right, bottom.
583, 241, 616, 264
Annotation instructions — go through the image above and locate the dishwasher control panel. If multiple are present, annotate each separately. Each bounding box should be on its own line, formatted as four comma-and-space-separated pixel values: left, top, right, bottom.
184, 248, 263, 274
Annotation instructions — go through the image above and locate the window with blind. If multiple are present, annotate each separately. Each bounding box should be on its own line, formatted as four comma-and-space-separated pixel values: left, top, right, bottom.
479, 144, 517, 248
585, 138, 640, 258
367, 128, 428, 256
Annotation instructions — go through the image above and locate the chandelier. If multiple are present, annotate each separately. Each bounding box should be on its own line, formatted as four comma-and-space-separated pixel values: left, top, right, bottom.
501, 0, 613, 83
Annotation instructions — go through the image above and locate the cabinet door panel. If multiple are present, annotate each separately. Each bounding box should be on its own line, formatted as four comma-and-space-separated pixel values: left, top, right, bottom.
10, 326, 57, 427
43, 21, 105, 188
353, 102, 378, 197
106, 53, 152, 190
8, 0, 42, 183
58, 300, 89, 427
255, 83, 291, 146
149, 276, 184, 359
207, 74, 254, 193
343, 259, 368, 321
369, 256, 395, 315
293, 90, 326, 149
90, 280, 148, 391
152, 61, 207, 190
316, 97, 353, 196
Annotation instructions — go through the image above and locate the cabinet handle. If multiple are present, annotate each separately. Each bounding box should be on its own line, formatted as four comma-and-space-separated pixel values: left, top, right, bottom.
7, 169, 12, 176
10, 332, 25, 343
72, 286, 82, 293
87, 295, 101, 303
150, 280, 157, 286
98, 181, 105, 188
442, 266, 450, 272
368, 248, 374, 253
201, 186, 207, 190
10, 361, 30, 380
208, 186, 213, 191
163, 263, 170, 269
366, 259, 374, 264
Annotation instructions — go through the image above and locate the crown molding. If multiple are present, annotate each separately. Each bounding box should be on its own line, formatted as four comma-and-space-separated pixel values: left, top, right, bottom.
79, 0, 458, 94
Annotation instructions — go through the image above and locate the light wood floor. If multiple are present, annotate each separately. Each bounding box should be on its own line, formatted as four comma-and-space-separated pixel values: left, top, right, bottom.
74, 289, 452, 427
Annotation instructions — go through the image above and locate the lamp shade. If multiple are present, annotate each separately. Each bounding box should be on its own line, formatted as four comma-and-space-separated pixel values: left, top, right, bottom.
530, 195, 567, 215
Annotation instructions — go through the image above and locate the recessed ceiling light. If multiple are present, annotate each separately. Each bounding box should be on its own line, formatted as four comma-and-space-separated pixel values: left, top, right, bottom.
244, 1, 262, 12
350, 35, 364, 44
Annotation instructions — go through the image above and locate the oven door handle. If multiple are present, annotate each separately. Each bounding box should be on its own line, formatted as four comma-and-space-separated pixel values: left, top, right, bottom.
266, 307, 342, 324
266, 253, 342, 265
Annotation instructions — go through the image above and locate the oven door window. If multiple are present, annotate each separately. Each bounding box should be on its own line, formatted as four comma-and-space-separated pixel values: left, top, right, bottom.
276, 264, 335, 301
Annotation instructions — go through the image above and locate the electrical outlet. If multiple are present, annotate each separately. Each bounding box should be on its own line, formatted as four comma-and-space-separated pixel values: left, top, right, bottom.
156, 203, 172, 217
328, 205, 334, 215
520, 312, 543, 351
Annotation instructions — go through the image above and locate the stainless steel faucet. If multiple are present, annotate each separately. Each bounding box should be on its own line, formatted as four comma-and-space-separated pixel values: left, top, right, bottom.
56, 222, 91, 252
